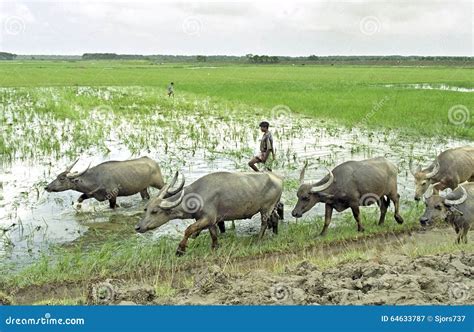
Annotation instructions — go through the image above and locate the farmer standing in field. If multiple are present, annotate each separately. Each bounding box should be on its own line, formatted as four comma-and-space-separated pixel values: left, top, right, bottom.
167, 82, 174, 97
248, 121, 275, 172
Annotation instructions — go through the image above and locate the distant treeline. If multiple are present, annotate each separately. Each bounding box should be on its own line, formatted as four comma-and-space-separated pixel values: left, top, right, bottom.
2, 52, 473, 66
0, 52, 17, 60
82, 53, 149, 60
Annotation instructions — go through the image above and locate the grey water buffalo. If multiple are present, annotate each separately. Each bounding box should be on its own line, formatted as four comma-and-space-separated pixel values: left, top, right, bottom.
410, 146, 474, 201
420, 182, 473, 244
135, 171, 283, 255
45, 156, 165, 208
291, 157, 404, 236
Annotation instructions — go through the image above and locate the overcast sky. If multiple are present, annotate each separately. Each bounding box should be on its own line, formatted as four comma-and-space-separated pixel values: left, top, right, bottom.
0, 0, 472, 56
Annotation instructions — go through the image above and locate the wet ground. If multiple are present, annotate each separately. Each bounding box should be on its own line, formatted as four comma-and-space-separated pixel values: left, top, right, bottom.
379, 83, 474, 93
0, 86, 472, 268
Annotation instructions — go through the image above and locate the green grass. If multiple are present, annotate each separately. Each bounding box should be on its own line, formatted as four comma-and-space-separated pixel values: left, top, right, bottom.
0, 61, 472, 138
1, 205, 424, 290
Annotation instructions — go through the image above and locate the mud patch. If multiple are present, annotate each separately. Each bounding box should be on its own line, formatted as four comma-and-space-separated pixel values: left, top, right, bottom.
0, 291, 12, 305
87, 279, 155, 305
153, 252, 473, 305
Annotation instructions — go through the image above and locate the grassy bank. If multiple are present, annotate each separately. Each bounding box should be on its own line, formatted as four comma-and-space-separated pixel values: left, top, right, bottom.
0, 62, 472, 138
1, 204, 423, 290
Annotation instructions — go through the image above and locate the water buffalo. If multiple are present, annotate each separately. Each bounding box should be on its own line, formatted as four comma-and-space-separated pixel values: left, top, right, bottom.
410, 146, 474, 201
45, 156, 165, 208
292, 157, 404, 236
420, 182, 473, 244
135, 171, 283, 256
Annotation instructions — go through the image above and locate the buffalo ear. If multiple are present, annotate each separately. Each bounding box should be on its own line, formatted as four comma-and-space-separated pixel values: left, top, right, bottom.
72, 178, 81, 184
448, 206, 463, 216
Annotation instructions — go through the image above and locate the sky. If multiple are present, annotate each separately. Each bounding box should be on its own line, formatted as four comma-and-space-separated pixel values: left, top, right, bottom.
0, 0, 472, 56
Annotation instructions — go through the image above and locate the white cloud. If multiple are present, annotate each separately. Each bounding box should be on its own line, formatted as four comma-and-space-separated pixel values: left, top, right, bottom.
0, 0, 471, 55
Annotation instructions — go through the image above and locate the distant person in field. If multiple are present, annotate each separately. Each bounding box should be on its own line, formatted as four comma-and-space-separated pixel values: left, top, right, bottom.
167, 82, 174, 97
248, 121, 275, 172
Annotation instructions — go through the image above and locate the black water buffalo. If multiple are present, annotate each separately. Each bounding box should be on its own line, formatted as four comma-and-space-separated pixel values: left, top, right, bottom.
135, 171, 283, 255
420, 182, 473, 244
45, 156, 165, 208
292, 157, 404, 235
410, 146, 474, 201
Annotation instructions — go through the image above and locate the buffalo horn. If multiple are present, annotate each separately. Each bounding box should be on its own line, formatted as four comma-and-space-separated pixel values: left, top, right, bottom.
425, 161, 440, 179
310, 168, 334, 193
167, 171, 185, 196
158, 190, 185, 210
66, 162, 91, 179
299, 160, 308, 184
444, 186, 468, 206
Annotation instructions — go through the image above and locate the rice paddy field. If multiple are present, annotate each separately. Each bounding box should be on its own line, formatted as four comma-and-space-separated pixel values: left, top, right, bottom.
0, 60, 473, 304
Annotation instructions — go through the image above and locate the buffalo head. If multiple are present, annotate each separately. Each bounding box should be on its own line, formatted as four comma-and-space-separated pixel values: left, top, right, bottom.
45, 159, 90, 192
135, 172, 185, 233
410, 160, 439, 201
291, 161, 334, 218
420, 182, 467, 226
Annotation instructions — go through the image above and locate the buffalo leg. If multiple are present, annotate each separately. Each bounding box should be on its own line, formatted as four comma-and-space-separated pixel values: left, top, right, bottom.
461, 226, 469, 244
320, 204, 333, 236
455, 227, 462, 244
78, 193, 89, 203
191, 221, 224, 240
109, 197, 118, 209
209, 224, 219, 250
76, 193, 90, 208
217, 221, 226, 233
176, 218, 212, 256
389, 193, 404, 224
351, 206, 365, 232
139, 189, 150, 200
378, 197, 389, 225
259, 212, 269, 239
190, 230, 201, 239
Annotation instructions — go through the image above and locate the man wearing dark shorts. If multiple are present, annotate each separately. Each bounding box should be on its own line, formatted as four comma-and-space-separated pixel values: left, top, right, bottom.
167, 82, 174, 97
248, 121, 274, 172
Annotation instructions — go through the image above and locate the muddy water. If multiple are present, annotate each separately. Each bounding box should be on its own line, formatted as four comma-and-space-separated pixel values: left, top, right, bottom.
0, 87, 471, 268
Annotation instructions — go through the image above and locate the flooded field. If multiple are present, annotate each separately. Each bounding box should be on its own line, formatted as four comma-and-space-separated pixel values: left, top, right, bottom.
379, 83, 474, 93
0, 86, 471, 270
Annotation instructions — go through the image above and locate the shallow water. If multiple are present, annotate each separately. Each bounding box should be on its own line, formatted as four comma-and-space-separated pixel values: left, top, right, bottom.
0, 86, 471, 268
380, 83, 474, 93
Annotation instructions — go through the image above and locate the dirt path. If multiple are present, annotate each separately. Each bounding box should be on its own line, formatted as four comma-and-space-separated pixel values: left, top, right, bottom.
155, 251, 472, 305
84, 228, 473, 305
7, 227, 473, 305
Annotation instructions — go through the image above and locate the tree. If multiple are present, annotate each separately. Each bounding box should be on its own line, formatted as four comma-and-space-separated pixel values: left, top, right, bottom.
196, 55, 207, 62
0, 52, 17, 60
